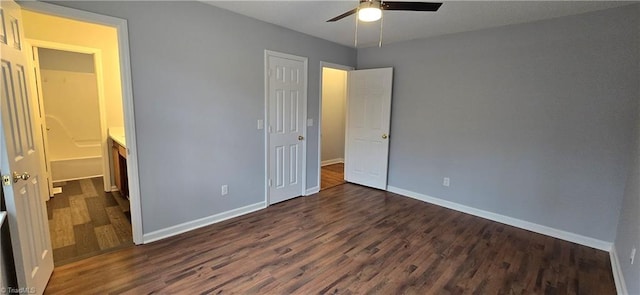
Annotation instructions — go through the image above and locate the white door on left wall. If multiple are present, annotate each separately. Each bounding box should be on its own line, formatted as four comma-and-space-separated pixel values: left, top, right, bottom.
266, 51, 307, 204
0, 0, 54, 294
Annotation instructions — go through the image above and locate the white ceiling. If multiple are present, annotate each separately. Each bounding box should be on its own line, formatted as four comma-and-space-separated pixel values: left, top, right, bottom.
204, 1, 635, 48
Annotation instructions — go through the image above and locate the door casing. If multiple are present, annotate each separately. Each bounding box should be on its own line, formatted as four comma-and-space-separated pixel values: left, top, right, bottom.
317, 61, 353, 193
20, 1, 143, 244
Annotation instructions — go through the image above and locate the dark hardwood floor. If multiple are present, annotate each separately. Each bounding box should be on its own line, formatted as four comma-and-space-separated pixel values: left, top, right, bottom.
47, 177, 133, 266
321, 163, 345, 190
44, 183, 615, 294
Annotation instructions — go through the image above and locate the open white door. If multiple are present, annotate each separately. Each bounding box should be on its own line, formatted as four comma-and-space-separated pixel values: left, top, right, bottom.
0, 0, 54, 293
265, 51, 307, 204
26, 46, 54, 201
345, 68, 393, 190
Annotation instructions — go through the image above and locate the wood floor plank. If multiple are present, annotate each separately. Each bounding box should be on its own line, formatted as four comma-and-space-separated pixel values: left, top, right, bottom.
91, 177, 119, 207
53, 180, 83, 197
46, 178, 135, 266
49, 208, 74, 249
105, 206, 133, 243
73, 223, 101, 256
52, 245, 78, 264
68, 195, 91, 225
321, 163, 345, 190
85, 197, 111, 227
44, 184, 616, 295
94, 225, 121, 250
79, 178, 98, 197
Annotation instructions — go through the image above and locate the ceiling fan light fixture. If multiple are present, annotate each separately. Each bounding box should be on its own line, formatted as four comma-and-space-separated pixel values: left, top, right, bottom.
358, 1, 382, 22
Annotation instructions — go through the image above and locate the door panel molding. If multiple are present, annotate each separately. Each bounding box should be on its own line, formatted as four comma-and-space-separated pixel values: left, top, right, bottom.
264, 50, 307, 205
0, 1, 54, 292
344, 67, 393, 190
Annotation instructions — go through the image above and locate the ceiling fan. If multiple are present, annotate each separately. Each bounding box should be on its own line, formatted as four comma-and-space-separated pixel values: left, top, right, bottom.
327, 0, 443, 23
327, 0, 442, 47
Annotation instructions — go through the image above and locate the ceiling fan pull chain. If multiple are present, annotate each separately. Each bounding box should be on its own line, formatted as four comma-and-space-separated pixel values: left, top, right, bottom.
354, 7, 359, 47
379, 10, 384, 47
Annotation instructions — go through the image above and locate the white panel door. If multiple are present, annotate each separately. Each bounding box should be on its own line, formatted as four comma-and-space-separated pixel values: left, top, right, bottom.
0, 1, 54, 294
345, 68, 393, 190
266, 51, 307, 204
28, 46, 53, 200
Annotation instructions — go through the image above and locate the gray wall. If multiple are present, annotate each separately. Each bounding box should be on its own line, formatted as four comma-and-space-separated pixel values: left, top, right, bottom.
615, 102, 640, 295
614, 4, 640, 293
54, 1, 356, 233
358, 5, 639, 242
321, 68, 347, 162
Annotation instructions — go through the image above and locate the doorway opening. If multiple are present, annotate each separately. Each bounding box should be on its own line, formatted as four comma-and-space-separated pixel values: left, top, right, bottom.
32, 46, 107, 196
17, 1, 142, 265
29, 45, 133, 266
318, 63, 352, 191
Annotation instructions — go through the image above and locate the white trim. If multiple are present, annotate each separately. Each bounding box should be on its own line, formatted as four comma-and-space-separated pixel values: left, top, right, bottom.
20, 1, 144, 245
143, 202, 266, 244
51, 175, 103, 183
49, 155, 102, 162
610, 246, 628, 295
317, 61, 354, 197
387, 186, 613, 251
264, 50, 308, 206
321, 158, 344, 166
305, 186, 320, 196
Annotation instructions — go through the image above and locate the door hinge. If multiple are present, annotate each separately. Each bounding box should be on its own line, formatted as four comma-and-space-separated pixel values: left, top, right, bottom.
268, 179, 272, 187
2, 174, 11, 187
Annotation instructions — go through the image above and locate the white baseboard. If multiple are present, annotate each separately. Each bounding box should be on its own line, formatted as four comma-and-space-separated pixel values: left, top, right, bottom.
143, 201, 266, 244
305, 186, 320, 196
387, 186, 612, 252
610, 246, 628, 295
321, 158, 344, 166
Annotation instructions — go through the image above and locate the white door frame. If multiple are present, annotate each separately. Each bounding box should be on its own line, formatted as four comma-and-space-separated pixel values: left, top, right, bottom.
20, 1, 143, 245
26, 40, 110, 199
317, 62, 353, 191
264, 50, 308, 205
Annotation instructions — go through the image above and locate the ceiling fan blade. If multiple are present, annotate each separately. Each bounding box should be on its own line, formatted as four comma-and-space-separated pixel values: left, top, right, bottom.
382, 2, 442, 11
327, 8, 357, 22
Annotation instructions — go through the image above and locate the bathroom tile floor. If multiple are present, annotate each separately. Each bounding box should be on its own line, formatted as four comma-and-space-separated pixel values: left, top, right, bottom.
46, 177, 133, 266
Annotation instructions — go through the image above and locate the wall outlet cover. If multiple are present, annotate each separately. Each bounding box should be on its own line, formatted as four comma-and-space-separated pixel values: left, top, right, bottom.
221, 184, 228, 196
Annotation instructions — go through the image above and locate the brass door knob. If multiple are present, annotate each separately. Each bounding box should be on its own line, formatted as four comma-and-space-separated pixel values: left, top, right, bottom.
382, 134, 388, 139
298, 135, 304, 141
13, 172, 30, 183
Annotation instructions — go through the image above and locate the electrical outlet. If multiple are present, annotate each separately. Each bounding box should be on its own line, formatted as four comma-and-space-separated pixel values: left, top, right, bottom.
631, 247, 636, 264
221, 185, 228, 196
443, 177, 450, 187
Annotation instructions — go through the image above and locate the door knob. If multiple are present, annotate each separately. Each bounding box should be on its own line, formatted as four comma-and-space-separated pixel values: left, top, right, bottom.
298, 135, 304, 141
382, 134, 388, 139
12, 172, 30, 183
